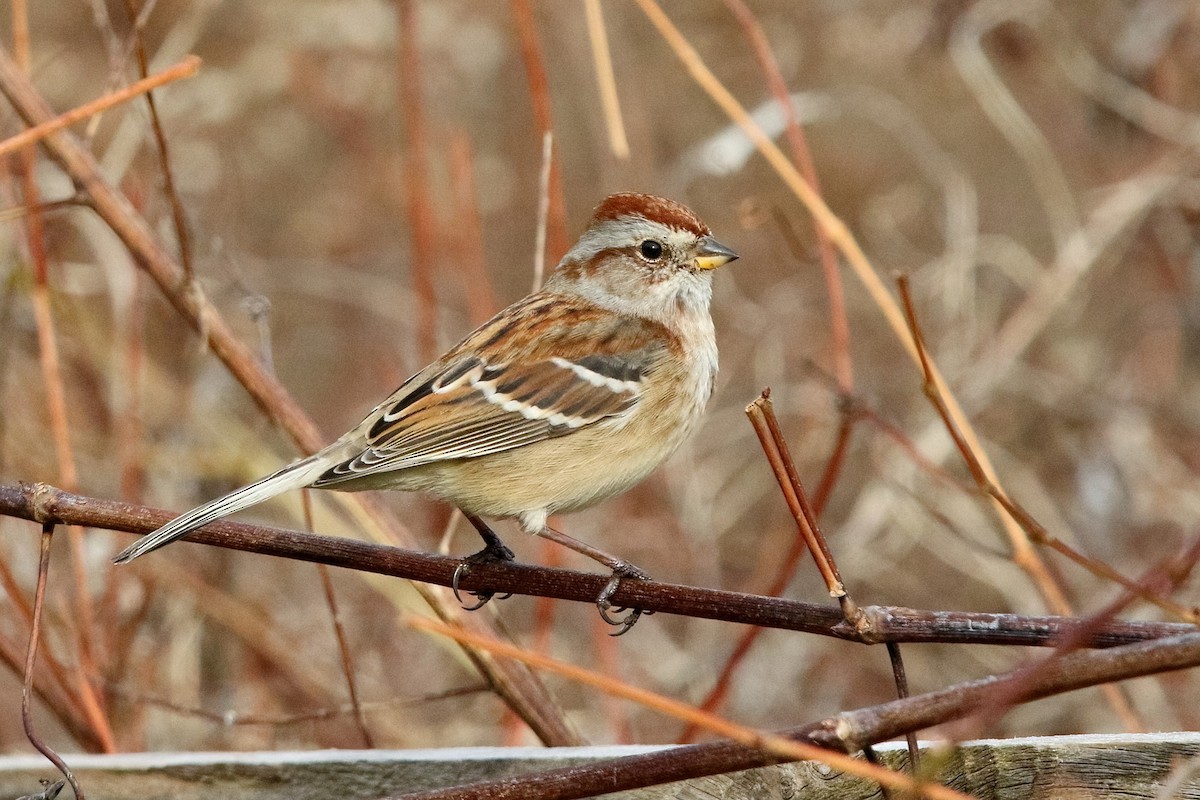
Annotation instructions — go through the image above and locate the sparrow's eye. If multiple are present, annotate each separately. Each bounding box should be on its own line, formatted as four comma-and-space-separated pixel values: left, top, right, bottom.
639, 239, 664, 261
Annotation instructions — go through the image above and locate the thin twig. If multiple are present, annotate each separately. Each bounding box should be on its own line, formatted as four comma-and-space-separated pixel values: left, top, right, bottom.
509, 0, 568, 260
22, 524, 85, 800
990, 489, 1198, 622
304, 490, 375, 748
448, 132, 499, 325
0, 55, 200, 160
723, 0, 851, 393
0, 630, 104, 752
0, 194, 90, 222
395, 0, 439, 363
886, 641, 921, 773
116, 271, 146, 502
745, 391, 848, 605
109, 683, 488, 727
583, 0, 628, 159
509, 125, 564, 743
317, 563, 376, 747
121, 0, 195, 278
10, 15, 114, 753
532, 130, 553, 292
896, 274, 1146, 731
0, 555, 80, 719
950, 0, 1080, 251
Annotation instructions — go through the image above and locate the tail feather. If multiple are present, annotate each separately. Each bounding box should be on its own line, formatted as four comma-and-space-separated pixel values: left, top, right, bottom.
113, 455, 331, 564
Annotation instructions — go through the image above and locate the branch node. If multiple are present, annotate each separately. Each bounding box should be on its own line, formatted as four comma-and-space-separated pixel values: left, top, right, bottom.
832, 604, 888, 644
29, 483, 59, 525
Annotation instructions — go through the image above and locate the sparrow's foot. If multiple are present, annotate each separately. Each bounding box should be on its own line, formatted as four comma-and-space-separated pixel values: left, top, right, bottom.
596, 560, 654, 636
451, 539, 516, 611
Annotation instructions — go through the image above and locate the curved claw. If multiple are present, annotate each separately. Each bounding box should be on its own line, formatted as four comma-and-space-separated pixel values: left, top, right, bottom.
460, 593, 495, 612
598, 603, 643, 636
451, 562, 496, 610
451, 538, 517, 611
595, 566, 653, 636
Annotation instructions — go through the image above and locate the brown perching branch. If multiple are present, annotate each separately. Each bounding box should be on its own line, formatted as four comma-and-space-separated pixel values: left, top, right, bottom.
0, 482, 1193, 650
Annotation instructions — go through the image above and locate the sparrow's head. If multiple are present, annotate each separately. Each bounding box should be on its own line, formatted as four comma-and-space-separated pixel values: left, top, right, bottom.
547, 193, 738, 323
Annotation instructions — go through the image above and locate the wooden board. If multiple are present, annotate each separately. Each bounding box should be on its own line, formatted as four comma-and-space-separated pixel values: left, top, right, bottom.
0, 733, 1196, 799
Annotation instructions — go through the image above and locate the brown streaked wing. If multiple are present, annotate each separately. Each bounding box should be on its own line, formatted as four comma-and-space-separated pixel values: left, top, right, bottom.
313, 353, 663, 486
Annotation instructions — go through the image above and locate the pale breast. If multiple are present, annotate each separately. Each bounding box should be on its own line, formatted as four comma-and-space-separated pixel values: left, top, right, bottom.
396, 311, 718, 523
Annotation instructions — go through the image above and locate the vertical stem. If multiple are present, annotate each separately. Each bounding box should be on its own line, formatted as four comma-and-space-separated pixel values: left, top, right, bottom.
886, 641, 921, 772
896, 275, 1144, 731
583, 0, 628, 159
509, 0, 568, 261
448, 133, 499, 325
121, 0, 194, 279
23, 524, 86, 799
722, 0, 851, 393
318, 564, 376, 748
396, 0, 440, 363
746, 392, 846, 599
302, 487, 374, 749
532, 131, 553, 292
11, 2, 114, 752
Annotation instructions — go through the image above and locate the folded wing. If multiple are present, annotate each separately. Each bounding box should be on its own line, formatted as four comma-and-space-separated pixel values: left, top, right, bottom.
312, 345, 661, 486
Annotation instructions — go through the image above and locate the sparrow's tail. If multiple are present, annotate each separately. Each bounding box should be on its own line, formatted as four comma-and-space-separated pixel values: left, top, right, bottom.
112, 454, 332, 564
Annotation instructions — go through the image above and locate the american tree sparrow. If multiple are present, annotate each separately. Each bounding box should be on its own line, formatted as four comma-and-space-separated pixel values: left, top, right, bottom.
114, 193, 738, 632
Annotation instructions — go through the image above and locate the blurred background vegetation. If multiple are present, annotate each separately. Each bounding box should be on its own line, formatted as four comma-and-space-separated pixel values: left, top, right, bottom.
0, 0, 1198, 755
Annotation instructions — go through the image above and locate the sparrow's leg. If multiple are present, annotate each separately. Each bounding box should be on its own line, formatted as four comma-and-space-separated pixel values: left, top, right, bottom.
537, 526, 653, 635
452, 513, 516, 610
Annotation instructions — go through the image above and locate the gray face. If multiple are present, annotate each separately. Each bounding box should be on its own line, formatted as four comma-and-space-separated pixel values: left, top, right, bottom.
549, 216, 714, 325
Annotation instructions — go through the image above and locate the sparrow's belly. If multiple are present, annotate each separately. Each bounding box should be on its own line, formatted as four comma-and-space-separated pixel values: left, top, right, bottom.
379, 389, 703, 526
342, 337, 717, 530
399, 415, 687, 522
